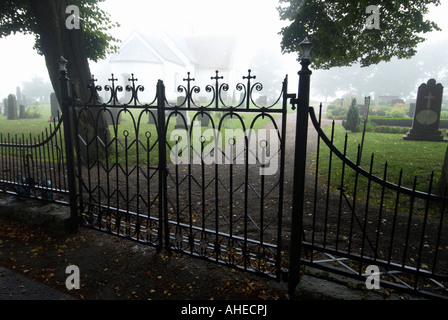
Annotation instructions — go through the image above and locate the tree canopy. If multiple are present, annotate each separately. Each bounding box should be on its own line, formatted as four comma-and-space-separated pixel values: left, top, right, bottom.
0, 0, 120, 63
278, 0, 442, 69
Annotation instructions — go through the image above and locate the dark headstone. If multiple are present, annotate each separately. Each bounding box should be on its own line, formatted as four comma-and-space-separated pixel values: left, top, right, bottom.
16, 87, 22, 106
105, 107, 120, 125
404, 79, 445, 141
3, 98, 7, 115
7, 94, 17, 120
409, 102, 416, 118
257, 95, 268, 106
19, 105, 26, 119
148, 108, 158, 125
175, 96, 190, 129
50, 92, 61, 121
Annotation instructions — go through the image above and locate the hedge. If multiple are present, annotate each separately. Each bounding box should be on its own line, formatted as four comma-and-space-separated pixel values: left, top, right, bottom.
368, 116, 448, 128
328, 115, 448, 129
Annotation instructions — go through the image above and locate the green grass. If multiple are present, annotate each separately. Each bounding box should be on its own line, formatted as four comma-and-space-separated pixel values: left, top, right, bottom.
0, 106, 281, 166
0, 104, 53, 139
108, 109, 280, 166
316, 124, 447, 212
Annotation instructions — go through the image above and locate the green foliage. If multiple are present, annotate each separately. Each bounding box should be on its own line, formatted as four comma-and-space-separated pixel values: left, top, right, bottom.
0, 0, 120, 62
277, 0, 441, 69
25, 103, 42, 119
342, 99, 361, 132
317, 125, 446, 212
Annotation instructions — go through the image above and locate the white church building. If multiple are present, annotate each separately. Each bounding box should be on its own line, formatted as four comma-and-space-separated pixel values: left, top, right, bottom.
92, 29, 248, 104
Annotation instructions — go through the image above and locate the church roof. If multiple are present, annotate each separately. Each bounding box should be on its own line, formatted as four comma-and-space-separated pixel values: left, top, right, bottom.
185, 35, 238, 70
109, 36, 162, 64
109, 30, 237, 70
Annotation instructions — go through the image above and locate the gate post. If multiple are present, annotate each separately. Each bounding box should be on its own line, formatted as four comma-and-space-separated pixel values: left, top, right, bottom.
288, 37, 312, 297
156, 80, 168, 252
58, 57, 79, 233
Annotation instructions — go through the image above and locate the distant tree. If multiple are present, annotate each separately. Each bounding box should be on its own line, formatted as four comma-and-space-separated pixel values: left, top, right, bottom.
277, 0, 448, 194
277, 0, 441, 69
22, 76, 53, 102
0, 0, 120, 154
249, 47, 285, 98
342, 98, 361, 132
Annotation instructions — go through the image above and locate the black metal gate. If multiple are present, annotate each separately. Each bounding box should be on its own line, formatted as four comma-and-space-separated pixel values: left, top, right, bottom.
301, 105, 448, 299
3, 42, 443, 299
68, 69, 293, 281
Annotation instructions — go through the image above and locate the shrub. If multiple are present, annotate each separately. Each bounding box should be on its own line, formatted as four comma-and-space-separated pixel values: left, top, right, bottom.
26, 104, 42, 119
376, 109, 387, 116
441, 111, 448, 119
342, 98, 361, 132
390, 108, 406, 118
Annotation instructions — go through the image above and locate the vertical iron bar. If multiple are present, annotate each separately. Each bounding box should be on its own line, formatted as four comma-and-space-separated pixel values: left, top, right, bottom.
157, 80, 168, 252
347, 145, 362, 255
388, 169, 402, 267
58, 57, 79, 232
323, 120, 335, 248
243, 123, 250, 270
414, 172, 434, 291
214, 131, 219, 262
336, 134, 348, 251
311, 104, 322, 260
359, 96, 370, 164
403, 177, 417, 269
276, 76, 289, 279
432, 184, 447, 274
201, 138, 206, 256
359, 153, 374, 271
374, 162, 388, 261
288, 44, 312, 296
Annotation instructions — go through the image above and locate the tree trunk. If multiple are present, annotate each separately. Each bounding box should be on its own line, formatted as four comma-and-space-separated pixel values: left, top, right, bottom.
29, 0, 110, 161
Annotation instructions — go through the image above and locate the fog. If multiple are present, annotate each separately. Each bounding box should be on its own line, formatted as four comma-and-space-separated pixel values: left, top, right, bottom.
0, 0, 447, 103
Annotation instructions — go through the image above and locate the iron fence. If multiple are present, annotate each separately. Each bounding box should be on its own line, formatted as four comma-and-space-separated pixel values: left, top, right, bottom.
1, 46, 447, 299
302, 105, 448, 299
0, 114, 70, 204
70, 70, 292, 280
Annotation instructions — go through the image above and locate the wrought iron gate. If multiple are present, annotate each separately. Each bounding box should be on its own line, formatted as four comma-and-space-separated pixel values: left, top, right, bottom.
3, 45, 445, 299
66, 68, 293, 281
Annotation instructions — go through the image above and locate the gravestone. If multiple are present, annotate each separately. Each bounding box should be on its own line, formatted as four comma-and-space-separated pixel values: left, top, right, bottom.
404, 79, 445, 141
19, 105, 26, 119
148, 108, 158, 125
7, 94, 17, 120
257, 95, 268, 106
16, 87, 22, 106
409, 102, 416, 117
49, 93, 61, 121
3, 98, 7, 115
175, 96, 191, 129
105, 107, 120, 125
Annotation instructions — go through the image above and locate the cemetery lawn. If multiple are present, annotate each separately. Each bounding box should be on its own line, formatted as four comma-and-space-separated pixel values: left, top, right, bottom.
317, 124, 447, 209
0, 106, 278, 165
0, 105, 52, 138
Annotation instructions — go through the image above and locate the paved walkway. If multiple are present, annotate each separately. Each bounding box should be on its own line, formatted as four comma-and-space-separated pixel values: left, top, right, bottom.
0, 266, 74, 300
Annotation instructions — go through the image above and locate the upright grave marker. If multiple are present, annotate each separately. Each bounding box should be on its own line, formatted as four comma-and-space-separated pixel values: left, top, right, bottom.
404, 79, 445, 141
175, 96, 190, 129
19, 105, 26, 119
3, 98, 7, 115
49, 92, 61, 121
7, 94, 17, 120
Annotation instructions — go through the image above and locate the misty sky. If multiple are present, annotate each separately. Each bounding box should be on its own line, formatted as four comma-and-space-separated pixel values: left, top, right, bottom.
0, 0, 447, 100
